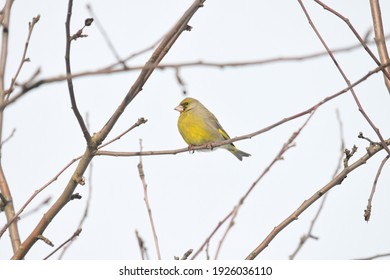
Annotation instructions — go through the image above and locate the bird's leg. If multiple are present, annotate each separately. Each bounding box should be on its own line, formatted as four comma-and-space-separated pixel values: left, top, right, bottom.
187, 144, 195, 154
205, 142, 214, 151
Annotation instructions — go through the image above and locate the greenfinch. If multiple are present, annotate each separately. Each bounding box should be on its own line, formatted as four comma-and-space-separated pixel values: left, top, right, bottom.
174, 97, 251, 161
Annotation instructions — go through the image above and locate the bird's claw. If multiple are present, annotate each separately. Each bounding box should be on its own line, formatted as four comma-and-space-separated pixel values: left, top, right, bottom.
188, 145, 195, 154
205, 142, 214, 150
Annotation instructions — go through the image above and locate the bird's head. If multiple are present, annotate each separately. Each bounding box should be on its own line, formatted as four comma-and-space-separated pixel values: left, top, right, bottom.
174, 97, 199, 113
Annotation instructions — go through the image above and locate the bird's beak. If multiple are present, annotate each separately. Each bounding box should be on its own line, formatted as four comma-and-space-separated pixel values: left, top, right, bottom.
174, 105, 184, 113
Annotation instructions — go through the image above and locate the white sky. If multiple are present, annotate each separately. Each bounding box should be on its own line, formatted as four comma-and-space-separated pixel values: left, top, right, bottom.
1, 0, 389, 260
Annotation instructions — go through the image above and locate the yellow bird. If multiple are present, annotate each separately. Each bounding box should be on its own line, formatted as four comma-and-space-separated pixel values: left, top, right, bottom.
174, 97, 251, 161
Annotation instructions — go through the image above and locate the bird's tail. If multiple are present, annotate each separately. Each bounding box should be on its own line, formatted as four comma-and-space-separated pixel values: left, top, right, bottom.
226, 145, 251, 161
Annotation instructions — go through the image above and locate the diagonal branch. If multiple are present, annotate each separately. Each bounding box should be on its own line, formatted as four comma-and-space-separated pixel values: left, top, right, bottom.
5, 15, 40, 98
11, 0, 206, 260
97, 0, 205, 142
314, 0, 390, 89
299, 0, 390, 157
214, 111, 316, 259
246, 138, 390, 260
289, 109, 345, 259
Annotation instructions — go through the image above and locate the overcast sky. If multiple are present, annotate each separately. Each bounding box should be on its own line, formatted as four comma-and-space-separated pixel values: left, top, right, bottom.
1, 0, 389, 260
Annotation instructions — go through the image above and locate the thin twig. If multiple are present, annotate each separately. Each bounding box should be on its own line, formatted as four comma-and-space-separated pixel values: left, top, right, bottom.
65, 0, 91, 142
246, 138, 390, 260
354, 252, 390, 260
300, 0, 390, 157
137, 139, 161, 260
5, 15, 40, 97
369, 0, 390, 92
364, 154, 389, 222
289, 109, 345, 259
43, 228, 82, 260
19, 197, 51, 219
0, 127, 15, 146
98, 117, 148, 150
191, 209, 234, 260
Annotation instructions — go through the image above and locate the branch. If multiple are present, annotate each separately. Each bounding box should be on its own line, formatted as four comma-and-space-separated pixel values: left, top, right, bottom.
65, 0, 91, 142
299, 0, 390, 157
364, 154, 389, 222
137, 139, 161, 260
214, 111, 316, 259
0, 156, 81, 239
369, 0, 390, 92
354, 252, 390, 260
0, 0, 22, 255
289, 109, 345, 259
11, 0, 205, 260
2, 33, 390, 111
97, 0, 205, 142
246, 138, 390, 260
314, 0, 390, 89
191, 209, 234, 260
43, 228, 82, 260
5, 15, 40, 97
0, 117, 146, 238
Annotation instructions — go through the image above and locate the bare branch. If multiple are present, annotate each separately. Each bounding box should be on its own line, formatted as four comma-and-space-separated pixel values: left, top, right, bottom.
0, 156, 81, 238
5, 15, 40, 97
354, 252, 390, 260
289, 109, 345, 259
299, 0, 390, 157
11, 0, 205, 260
370, 0, 390, 92
0, 117, 145, 238
191, 209, 234, 260
98, 117, 148, 150
0, 127, 15, 146
314, 0, 390, 89
65, 0, 91, 142
2, 33, 390, 112
137, 139, 161, 260
19, 197, 51, 219
58, 121, 94, 259
0, 0, 21, 255
43, 228, 82, 260
246, 138, 390, 260
214, 110, 316, 259
364, 154, 389, 222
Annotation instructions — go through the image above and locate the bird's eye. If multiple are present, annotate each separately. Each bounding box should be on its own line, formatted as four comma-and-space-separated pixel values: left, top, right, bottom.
182, 102, 188, 107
